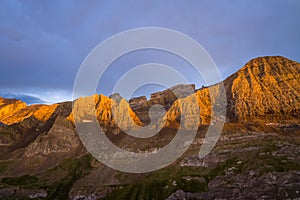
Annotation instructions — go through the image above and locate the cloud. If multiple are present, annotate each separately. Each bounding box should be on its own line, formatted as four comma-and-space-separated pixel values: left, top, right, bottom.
0, 93, 46, 105
0, 0, 300, 102
0, 88, 72, 105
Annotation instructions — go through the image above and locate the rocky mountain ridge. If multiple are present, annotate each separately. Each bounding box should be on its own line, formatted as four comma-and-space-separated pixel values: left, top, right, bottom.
1, 56, 299, 131
0, 56, 299, 199
161, 56, 300, 130
0, 56, 298, 164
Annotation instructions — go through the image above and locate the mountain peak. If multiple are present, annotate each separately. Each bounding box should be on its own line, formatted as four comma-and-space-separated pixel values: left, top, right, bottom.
226, 56, 300, 123
241, 56, 299, 74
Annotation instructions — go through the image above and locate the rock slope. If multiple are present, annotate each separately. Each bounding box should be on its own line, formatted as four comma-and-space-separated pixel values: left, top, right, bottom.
225, 56, 300, 122
160, 56, 300, 129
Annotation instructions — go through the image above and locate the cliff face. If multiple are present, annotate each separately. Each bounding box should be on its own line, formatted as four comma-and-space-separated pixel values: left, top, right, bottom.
0, 56, 298, 133
0, 98, 26, 124
130, 84, 196, 124
160, 56, 300, 128
0, 101, 73, 148
68, 94, 142, 134
162, 84, 224, 129
225, 56, 300, 123
129, 96, 147, 110
1, 104, 59, 125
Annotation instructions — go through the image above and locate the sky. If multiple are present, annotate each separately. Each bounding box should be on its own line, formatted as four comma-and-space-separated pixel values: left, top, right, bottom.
0, 0, 300, 104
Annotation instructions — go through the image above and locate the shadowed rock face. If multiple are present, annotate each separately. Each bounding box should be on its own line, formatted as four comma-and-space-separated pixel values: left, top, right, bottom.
24, 116, 81, 157
150, 84, 195, 102
129, 84, 196, 124
129, 96, 147, 110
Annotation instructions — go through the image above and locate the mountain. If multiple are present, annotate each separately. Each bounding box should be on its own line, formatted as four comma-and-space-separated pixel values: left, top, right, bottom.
1, 56, 299, 131
0, 97, 26, 123
0, 56, 299, 199
225, 56, 300, 122
161, 56, 300, 129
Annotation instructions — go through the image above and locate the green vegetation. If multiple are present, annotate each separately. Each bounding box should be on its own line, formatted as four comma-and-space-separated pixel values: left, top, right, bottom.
244, 155, 299, 175
104, 166, 208, 200
45, 154, 93, 200
1, 175, 38, 186
0, 162, 7, 174
204, 158, 237, 181
0, 155, 93, 200
105, 159, 254, 200
0, 136, 299, 199
104, 140, 300, 200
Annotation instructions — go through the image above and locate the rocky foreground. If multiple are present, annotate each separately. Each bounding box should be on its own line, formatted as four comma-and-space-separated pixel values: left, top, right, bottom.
1, 124, 298, 199
0, 56, 299, 199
